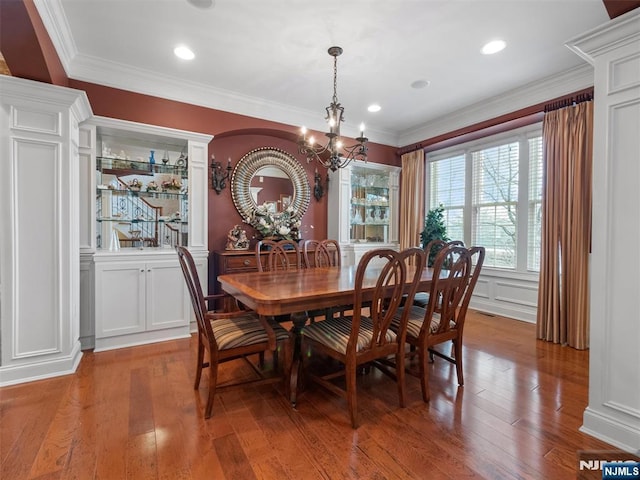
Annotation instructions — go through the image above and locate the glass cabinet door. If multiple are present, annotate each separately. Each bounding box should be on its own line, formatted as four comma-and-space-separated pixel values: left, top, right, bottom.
349, 166, 391, 243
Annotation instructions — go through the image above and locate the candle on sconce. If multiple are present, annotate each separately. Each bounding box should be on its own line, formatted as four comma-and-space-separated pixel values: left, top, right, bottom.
227, 157, 231, 168
360, 123, 365, 138
301, 126, 307, 141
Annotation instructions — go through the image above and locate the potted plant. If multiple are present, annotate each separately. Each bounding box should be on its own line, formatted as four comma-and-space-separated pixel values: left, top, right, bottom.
420, 204, 449, 266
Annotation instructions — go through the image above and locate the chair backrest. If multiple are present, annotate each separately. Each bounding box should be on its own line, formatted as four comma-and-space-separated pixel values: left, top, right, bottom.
424, 239, 465, 267
256, 239, 302, 272
314, 239, 341, 268
302, 239, 319, 268
176, 246, 217, 350
457, 246, 485, 331
423, 245, 473, 336
350, 247, 426, 352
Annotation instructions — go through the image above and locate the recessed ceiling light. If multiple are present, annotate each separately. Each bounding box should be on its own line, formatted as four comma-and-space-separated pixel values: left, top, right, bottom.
481, 40, 506, 55
411, 79, 430, 89
367, 104, 381, 113
187, 0, 215, 8
174, 45, 195, 60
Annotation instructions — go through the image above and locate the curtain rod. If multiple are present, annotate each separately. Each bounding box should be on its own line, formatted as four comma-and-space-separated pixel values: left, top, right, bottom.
544, 91, 593, 113
397, 87, 594, 157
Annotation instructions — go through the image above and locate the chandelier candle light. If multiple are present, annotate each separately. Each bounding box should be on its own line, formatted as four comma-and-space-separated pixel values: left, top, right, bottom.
298, 46, 368, 171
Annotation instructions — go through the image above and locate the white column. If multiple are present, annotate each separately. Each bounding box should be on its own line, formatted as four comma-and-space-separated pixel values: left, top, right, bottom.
0, 76, 92, 385
567, 9, 640, 454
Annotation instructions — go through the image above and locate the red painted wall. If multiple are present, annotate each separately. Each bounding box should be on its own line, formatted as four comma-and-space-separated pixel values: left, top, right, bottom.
0, 0, 68, 86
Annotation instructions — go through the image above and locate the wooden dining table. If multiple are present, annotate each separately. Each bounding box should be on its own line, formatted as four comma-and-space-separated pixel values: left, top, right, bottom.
217, 264, 437, 317
218, 264, 437, 405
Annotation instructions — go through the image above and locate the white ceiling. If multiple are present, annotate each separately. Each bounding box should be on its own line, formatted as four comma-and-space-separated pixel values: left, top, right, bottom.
35, 0, 609, 146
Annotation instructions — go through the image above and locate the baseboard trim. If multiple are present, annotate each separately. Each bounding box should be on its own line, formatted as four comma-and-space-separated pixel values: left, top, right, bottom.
0, 341, 83, 387
581, 406, 640, 455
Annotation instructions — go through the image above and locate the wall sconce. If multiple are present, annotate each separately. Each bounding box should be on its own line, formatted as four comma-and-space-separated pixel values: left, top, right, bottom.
314, 168, 329, 201
211, 155, 232, 194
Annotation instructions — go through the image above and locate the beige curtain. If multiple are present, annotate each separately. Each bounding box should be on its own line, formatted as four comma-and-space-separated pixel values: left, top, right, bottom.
537, 101, 593, 350
399, 150, 425, 252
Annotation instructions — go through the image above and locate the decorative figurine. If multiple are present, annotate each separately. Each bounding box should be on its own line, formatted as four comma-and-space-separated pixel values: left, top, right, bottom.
226, 224, 249, 250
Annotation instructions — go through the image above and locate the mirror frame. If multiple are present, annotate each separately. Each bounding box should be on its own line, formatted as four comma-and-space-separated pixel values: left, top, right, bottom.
231, 147, 311, 222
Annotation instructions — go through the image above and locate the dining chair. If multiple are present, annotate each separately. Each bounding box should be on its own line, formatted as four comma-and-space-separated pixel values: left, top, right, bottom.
304, 238, 341, 269
304, 239, 345, 322
390, 244, 485, 402
302, 239, 320, 268
176, 246, 291, 419
298, 247, 426, 428
413, 239, 465, 308
256, 238, 303, 272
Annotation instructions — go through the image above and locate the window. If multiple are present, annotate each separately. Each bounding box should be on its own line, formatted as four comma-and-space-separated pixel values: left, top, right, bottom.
428, 154, 465, 242
426, 124, 542, 273
528, 137, 543, 271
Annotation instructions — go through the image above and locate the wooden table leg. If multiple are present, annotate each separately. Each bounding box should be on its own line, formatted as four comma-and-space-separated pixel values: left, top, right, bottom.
288, 311, 308, 407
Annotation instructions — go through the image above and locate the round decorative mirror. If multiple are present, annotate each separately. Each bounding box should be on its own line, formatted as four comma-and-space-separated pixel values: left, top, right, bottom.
231, 147, 310, 222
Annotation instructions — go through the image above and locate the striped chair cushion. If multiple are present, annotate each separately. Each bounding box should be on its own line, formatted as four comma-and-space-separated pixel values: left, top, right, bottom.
211, 313, 289, 350
301, 316, 397, 354
391, 305, 452, 339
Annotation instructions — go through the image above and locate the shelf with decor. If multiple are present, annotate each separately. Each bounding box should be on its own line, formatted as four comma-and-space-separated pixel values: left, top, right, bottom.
96, 156, 188, 177
94, 131, 191, 251
79, 116, 212, 352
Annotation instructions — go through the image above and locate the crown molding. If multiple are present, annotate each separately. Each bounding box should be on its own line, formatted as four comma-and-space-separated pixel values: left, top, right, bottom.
397, 64, 595, 147
566, 8, 640, 63
33, 0, 77, 72
0, 74, 92, 121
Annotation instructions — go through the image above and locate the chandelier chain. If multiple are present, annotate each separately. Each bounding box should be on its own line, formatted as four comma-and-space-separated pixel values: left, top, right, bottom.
332, 54, 339, 105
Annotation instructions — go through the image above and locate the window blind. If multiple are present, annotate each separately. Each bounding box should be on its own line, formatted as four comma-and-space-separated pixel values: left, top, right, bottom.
471, 142, 519, 269
528, 136, 543, 271
428, 154, 465, 242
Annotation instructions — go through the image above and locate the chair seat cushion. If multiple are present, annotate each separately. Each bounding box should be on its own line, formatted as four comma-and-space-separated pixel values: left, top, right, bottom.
211, 313, 289, 350
391, 305, 454, 339
412, 292, 430, 308
301, 316, 396, 354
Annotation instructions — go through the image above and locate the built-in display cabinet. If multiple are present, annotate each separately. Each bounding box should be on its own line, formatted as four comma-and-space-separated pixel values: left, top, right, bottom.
80, 117, 212, 351
327, 161, 400, 265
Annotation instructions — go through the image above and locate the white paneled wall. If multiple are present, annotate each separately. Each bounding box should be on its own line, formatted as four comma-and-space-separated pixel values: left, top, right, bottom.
567, 9, 640, 454
0, 76, 92, 386
469, 270, 538, 323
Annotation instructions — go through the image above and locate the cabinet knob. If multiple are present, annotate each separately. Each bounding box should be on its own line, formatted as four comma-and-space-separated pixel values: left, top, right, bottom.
140, 269, 144, 273
147, 269, 151, 272
243, 259, 250, 266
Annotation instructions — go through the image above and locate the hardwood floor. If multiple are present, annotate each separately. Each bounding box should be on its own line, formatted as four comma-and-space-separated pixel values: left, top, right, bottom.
0, 311, 618, 479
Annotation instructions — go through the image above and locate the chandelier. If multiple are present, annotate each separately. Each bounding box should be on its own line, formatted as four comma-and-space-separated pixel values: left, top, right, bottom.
297, 46, 368, 171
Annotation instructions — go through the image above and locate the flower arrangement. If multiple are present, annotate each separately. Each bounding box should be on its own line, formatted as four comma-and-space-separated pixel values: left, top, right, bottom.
127, 178, 143, 191
146, 180, 159, 192
162, 178, 182, 191
247, 204, 301, 241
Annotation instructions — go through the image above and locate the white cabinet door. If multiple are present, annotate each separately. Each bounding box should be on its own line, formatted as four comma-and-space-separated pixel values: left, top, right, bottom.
95, 262, 146, 338
146, 260, 188, 331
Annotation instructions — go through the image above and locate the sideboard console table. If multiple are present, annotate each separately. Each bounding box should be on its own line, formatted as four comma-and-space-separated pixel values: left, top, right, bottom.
212, 248, 307, 294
